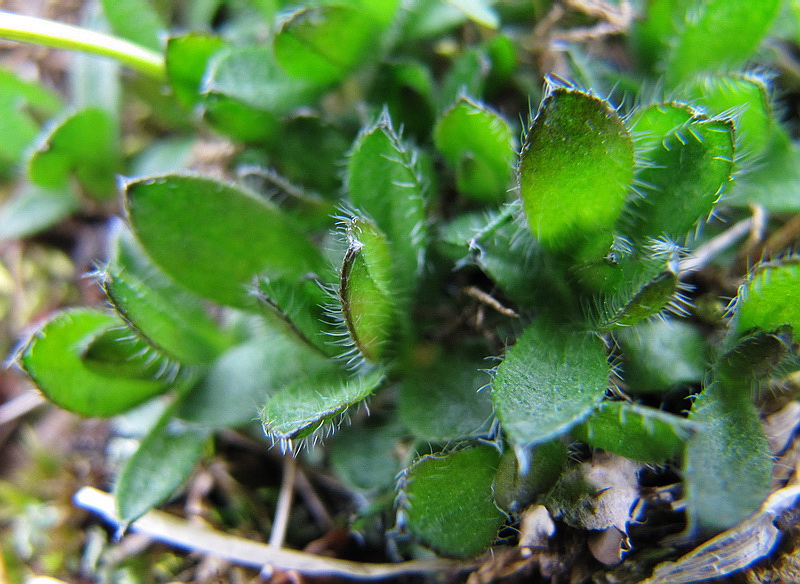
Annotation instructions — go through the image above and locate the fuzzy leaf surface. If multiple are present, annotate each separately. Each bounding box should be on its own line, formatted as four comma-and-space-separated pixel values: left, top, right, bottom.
261, 369, 384, 443
346, 114, 428, 294
624, 115, 734, 242
28, 108, 120, 200
116, 415, 209, 523
19, 309, 170, 417
492, 321, 609, 448
520, 87, 633, 249
403, 445, 504, 558
80, 325, 176, 381
339, 217, 396, 363
575, 401, 695, 463
434, 98, 513, 204
125, 174, 326, 309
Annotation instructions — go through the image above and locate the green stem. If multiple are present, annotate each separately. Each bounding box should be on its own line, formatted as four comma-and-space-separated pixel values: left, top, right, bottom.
0, 11, 165, 81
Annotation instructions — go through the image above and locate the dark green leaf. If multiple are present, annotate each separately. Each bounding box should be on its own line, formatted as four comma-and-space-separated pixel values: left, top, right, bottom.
575, 401, 695, 463
398, 351, 493, 441
19, 309, 171, 417
368, 62, 435, 140
492, 320, 610, 448
684, 381, 772, 534
80, 325, 178, 381
401, 445, 504, 558
520, 85, 633, 250
434, 97, 514, 204
494, 440, 568, 513
28, 108, 121, 200
617, 318, 708, 394
125, 174, 326, 309
328, 418, 405, 492
116, 414, 209, 523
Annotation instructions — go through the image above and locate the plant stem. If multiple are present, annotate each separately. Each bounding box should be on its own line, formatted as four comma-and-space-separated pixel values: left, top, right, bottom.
269, 454, 297, 548
0, 11, 165, 81
74, 486, 471, 579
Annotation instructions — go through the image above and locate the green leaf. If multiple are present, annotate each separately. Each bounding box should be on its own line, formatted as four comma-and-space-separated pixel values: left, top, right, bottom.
617, 318, 708, 394
368, 62, 435, 140
261, 369, 384, 447
575, 401, 695, 463
203, 46, 319, 116
401, 445, 504, 558
19, 309, 171, 417
519, 85, 633, 250
178, 331, 333, 428
493, 440, 568, 513
0, 69, 61, 172
686, 73, 776, 158
100, 0, 165, 51
434, 97, 514, 204
733, 259, 800, 336
684, 382, 772, 534
727, 133, 800, 210
398, 351, 494, 441
346, 113, 428, 294
254, 274, 334, 356
661, 0, 780, 86
125, 174, 326, 309
328, 418, 405, 492
28, 108, 121, 200
623, 113, 734, 243
101, 226, 233, 364
0, 183, 79, 240
492, 320, 610, 448
80, 325, 178, 381
438, 48, 491, 109
274, 5, 381, 87
116, 414, 209, 523
338, 216, 396, 363
166, 34, 226, 109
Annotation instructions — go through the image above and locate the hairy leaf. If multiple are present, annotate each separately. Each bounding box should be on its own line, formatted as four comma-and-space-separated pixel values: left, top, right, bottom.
492, 320, 610, 448
520, 85, 633, 250
401, 445, 504, 558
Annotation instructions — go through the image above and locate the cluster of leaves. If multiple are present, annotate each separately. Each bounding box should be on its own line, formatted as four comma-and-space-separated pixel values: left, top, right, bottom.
3, 0, 800, 575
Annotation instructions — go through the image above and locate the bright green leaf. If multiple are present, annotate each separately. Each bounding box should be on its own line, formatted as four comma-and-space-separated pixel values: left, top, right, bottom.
274, 5, 381, 87
434, 98, 514, 204
28, 108, 121, 200
492, 320, 610, 448
733, 259, 800, 335
166, 34, 226, 109
19, 309, 170, 417
125, 174, 326, 309
402, 445, 504, 558
519, 85, 633, 250
80, 325, 178, 381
